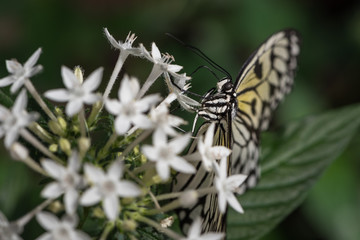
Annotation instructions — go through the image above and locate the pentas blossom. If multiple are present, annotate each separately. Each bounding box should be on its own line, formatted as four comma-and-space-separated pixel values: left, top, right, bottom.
0, 48, 43, 93
44, 66, 103, 117
142, 43, 183, 74
0, 211, 22, 240
198, 123, 232, 171
181, 218, 224, 240
80, 160, 141, 220
142, 131, 195, 181
149, 103, 186, 136
36, 212, 90, 240
0, 89, 38, 148
214, 157, 247, 214
104, 28, 141, 56
40, 152, 82, 215
105, 75, 161, 135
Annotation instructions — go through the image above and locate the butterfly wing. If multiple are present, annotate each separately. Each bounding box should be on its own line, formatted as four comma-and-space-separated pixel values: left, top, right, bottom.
173, 117, 232, 233
231, 29, 301, 191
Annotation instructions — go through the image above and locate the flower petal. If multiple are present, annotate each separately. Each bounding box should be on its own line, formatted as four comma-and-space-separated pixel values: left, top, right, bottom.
66, 99, 83, 117
44, 89, 70, 102
116, 181, 141, 197
141, 145, 158, 161
24, 48, 42, 69
151, 42, 161, 61
170, 157, 195, 174
82, 67, 103, 92
217, 188, 227, 214
0, 76, 14, 87
187, 217, 202, 238
64, 188, 79, 214
36, 212, 60, 231
169, 133, 190, 154
41, 159, 64, 179
41, 182, 64, 199
5, 60, 22, 74
61, 66, 78, 89
105, 99, 121, 115
108, 160, 123, 180
226, 192, 244, 213
103, 195, 119, 220
114, 115, 131, 135
104, 28, 121, 49
12, 89, 27, 114
80, 187, 102, 206
84, 164, 105, 182
156, 161, 170, 181
10, 78, 25, 93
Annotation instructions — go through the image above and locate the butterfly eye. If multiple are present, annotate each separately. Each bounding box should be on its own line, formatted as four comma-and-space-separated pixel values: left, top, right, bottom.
222, 81, 233, 91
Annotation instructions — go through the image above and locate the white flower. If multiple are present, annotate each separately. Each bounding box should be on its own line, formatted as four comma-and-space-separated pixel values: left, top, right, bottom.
44, 66, 103, 117
80, 160, 141, 220
104, 28, 141, 56
181, 217, 224, 240
198, 123, 232, 171
105, 75, 161, 135
0, 211, 22, 240
0, 89, 38, 148
40, 152, 82, 215
149, 103, 185, 136
141, 43, 183, 74
36, 212, 90, 240
142, 131, 195, 181
214, 157, 247, 214
0, 48, 43, 93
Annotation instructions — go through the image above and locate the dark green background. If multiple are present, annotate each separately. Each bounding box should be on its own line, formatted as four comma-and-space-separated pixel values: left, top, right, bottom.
0, 0, 359, 239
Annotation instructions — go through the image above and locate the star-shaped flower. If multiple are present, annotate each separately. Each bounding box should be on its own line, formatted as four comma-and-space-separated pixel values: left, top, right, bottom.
0, 89, 38, 148
80, 160, 141, 220
0, 48, 43, 93
104, 28, 141, 56
149, 103, 185, 136
40, 152, 82, 215
214, 157, 247, 214
36, 212, 90, 240
44, 66, 103, 117
142, 131, 195, 181
105, 75, 161, 135
0, 211, 22, 240
181, 217, 224, 240
198, 123, 232, 171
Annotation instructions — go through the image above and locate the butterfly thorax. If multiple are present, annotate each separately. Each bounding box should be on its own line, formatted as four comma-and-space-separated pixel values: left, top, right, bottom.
198, 78, 237, 121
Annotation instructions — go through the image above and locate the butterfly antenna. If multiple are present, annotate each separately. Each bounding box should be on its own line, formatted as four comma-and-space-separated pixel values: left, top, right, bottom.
166, 33, 232, 80
190, 65, 220, 80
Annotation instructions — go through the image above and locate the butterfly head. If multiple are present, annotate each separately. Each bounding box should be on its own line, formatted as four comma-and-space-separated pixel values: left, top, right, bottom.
216, 78, 234, 94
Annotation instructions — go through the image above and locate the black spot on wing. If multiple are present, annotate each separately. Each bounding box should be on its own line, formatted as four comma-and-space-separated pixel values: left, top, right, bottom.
254, 60, 263, 79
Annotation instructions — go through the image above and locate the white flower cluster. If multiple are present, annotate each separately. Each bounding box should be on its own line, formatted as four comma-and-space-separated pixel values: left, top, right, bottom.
0, 29, 246, 240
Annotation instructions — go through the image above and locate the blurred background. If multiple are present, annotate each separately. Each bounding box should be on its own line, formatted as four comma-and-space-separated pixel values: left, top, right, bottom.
0, 0, 359, 239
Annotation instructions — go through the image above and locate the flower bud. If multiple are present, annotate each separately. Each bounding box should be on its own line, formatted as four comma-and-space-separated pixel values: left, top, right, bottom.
48, 120, 65, 136
78, 137, 90, 156
179, 190, 198, 208
74, 66, 84, 84
49, 144, 58, 152
122, 219, 137, 231
10, 142, 29, 161
59, 138, 71, 156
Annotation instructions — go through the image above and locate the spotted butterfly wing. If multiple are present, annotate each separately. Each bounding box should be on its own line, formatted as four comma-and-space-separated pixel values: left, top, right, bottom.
173, 29, 301, 234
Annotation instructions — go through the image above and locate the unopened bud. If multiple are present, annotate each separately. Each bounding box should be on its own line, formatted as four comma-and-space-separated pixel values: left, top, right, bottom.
54, 106, 64, 117
122, 219, 137, 231
57, 117, 67, 131
49, 144, 58, 152
10, 142, 29, 161
74, 66, 84, 84
48, 200, 63, 213
59, 138, 71, 156
78, 137, 90, 155
48, 120, 65, 136
179, 190, 198, 208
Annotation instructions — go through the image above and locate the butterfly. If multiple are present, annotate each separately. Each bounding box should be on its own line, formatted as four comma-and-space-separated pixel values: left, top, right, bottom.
172, 29, 301, 234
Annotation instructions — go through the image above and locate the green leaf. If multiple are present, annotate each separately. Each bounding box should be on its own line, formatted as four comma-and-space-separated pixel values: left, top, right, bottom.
227, 104, 360, 240
0, 89, 13, 108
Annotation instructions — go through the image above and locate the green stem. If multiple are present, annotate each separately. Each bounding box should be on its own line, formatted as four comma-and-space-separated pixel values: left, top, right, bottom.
134, 214, 183, 240
99, 221, 115, 240
78, 109, 87, 138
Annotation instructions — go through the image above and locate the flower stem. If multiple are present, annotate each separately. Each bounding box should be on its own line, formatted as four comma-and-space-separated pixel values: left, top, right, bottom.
103, 51, 129, 103
22, 156, 48, 176
137, 64, 162, 99
24, 79, 57, 121
134, 214, 183, 240
121, 129, 152, 158
15, 199, 52, 231
20, 129, 63, 164
99, 221, 115, 240
78, 109, 87, 138
156, 187, 215, 201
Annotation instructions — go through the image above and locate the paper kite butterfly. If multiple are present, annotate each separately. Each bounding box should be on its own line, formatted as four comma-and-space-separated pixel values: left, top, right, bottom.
172, 29, 301, 234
